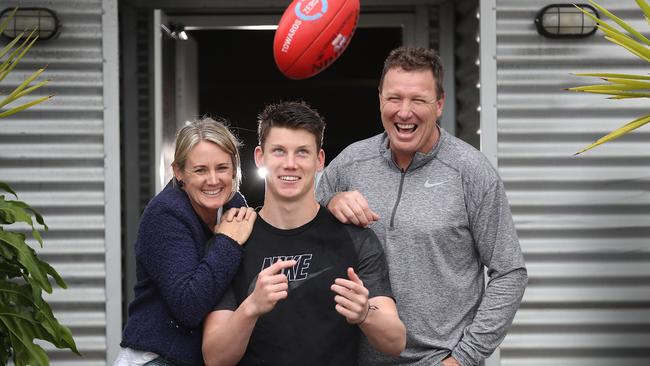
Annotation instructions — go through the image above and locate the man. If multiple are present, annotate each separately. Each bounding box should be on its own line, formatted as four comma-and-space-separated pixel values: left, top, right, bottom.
202, 101, 406, 366
316, 46, 528, 366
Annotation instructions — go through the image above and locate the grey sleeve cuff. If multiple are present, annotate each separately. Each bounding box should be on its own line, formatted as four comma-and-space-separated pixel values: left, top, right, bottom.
451, 346, 476, 366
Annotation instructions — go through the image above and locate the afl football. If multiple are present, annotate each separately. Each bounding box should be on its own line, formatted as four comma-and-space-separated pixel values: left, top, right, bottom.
273, 0, 360, 79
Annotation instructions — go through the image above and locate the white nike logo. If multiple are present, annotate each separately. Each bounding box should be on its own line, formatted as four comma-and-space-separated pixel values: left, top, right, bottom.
288, 267, 332, 291
424, 179, 447, 188
247, 267, 332, 295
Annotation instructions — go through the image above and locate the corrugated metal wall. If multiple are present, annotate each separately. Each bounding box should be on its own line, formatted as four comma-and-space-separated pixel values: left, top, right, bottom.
493, 0, 650, 365
0, 1, 113, 365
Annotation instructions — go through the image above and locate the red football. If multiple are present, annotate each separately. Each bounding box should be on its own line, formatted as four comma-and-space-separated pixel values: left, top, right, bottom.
273, 0, 360, 80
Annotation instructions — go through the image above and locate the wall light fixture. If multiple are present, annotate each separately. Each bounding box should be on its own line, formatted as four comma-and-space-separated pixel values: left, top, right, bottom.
0, 7, 59, 40
535, 4, 599, 38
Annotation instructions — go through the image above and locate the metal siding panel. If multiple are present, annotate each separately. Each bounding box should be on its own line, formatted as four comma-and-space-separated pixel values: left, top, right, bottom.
0, 0, 108, 364
495, 0, 650, 365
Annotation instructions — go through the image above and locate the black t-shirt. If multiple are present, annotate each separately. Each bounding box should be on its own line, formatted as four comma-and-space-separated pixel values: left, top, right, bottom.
216, 206, 393, 366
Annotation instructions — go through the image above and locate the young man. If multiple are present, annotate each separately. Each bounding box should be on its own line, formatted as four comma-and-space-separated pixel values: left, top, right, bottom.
316, 47, 528, 366
202, 101, 406, 366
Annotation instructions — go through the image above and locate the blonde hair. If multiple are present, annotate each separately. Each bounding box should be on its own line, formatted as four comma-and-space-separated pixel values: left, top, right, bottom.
173, 117, 242, 197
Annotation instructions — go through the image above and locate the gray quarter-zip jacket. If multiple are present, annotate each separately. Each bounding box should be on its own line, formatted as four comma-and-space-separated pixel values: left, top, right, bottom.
316, 129, 527, 366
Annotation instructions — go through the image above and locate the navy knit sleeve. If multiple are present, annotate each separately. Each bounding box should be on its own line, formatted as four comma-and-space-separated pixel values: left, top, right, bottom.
224, 191, 247, 210
135, 200, 243, 329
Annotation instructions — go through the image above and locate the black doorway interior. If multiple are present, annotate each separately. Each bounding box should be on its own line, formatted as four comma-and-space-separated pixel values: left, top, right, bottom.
192, 28, 401, 207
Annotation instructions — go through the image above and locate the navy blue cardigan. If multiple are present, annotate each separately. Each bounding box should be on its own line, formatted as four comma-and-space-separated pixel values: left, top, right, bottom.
121, 182, 246, 366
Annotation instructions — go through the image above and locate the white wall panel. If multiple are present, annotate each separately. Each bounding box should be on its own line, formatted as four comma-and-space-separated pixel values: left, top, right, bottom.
0, 0, 117, 364
492, 0, 650, 365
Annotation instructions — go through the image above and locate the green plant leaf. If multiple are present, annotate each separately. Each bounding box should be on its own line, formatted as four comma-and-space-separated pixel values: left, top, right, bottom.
575, 114, 650, 154
576, 4, 620, 35
600, 29, 650, 62
0, 197, 34, 227
0, 231, 52, 293
589, 90, 650, 97
0, 68, 48, 109
9, 200, 47, 229
10, 79, 50, 103
39, 261, 67, 290
589, 0, 650, 46
37, 305, 79, 355
0, 34, 22, 64
603, 77, 650, 88
0, 95, 53, 119
0, 315, 50, 366
0, 281, 79, 355
0, 198, 47, 247
0, 282, 43, 308
573, 73, 650, 80
0, 182, 17, 198
577, 4, 650, 61
609, 95, 645, 99
598, 20, 650, 59
568, 84, 650, 92
0, 8, 17, 34
637, 0, 650, 19
0, 264, 21, 279
0, 201, 20, 226
0, 29, 37, 84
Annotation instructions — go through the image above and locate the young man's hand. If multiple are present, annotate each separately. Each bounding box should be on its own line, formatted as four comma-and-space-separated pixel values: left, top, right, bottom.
244, 260, 296, 317
331, 267, 370, 324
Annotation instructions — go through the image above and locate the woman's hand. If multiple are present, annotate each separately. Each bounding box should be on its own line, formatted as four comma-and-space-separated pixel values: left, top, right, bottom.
215, 207, 257, 245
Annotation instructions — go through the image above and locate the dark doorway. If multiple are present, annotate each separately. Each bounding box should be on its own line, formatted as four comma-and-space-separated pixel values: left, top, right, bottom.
192, 28, 401, 207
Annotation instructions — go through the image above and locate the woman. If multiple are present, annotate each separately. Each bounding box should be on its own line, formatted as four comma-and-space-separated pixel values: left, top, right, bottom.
115, 117, 256, 366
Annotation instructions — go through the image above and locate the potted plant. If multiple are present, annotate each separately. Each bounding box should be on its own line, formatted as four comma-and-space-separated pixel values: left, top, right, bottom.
569, 0, 650, 154
0, 8, 79, 366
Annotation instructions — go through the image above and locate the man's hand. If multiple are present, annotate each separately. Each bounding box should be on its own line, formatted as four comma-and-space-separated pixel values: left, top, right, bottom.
327, 191, 379, 228
331, 267, 370, 324
244, 260, 296, 317
215, 207, 257, 245
442, 356, 461, 366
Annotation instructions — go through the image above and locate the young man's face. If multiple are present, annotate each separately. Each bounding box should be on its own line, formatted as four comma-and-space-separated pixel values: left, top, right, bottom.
255, 127, 325, 203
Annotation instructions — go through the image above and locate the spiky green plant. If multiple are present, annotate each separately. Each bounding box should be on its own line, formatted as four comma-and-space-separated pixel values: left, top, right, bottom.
568, 0, 650, 154
0, 8, 80, 366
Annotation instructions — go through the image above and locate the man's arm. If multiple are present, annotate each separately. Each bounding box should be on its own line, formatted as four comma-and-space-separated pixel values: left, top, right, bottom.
326, 191, 379, 228
202, 260, 296, 366
331, 268, 406, 357
360, 296, 406, 357
451, 180, 528, 366
316, 163, 378, 227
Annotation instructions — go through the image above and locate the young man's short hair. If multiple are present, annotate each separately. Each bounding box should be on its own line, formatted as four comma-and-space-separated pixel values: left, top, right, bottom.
257, 101, 326, 150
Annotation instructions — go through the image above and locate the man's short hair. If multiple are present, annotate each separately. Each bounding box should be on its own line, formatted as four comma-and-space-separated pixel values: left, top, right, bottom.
378, 46, 445, 99
257, 101, 326, 150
